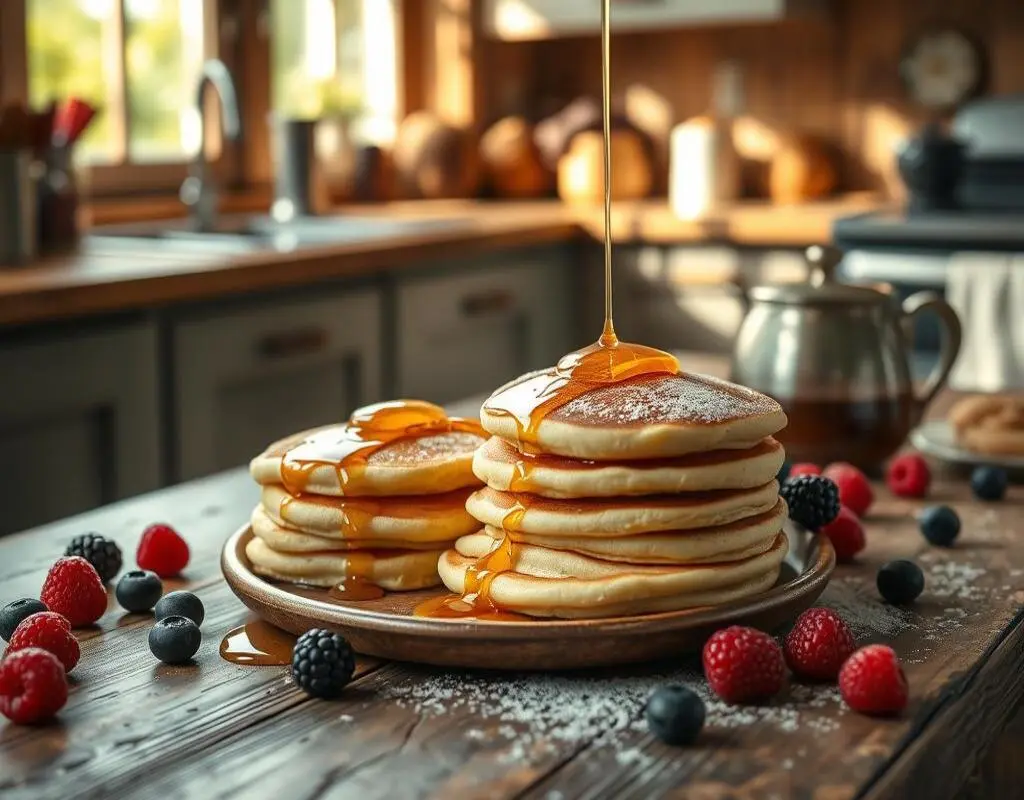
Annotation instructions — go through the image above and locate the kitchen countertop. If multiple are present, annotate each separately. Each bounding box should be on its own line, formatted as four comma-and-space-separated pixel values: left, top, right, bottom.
834, 208, 1024, 252
0, 195, 880, 328
1, 355, 1023, 799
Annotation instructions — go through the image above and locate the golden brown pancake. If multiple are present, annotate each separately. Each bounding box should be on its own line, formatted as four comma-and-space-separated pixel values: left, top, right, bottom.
474, 499, 786, 564
437, 532, 788, 618
246, 536, 444, 590
465, 482, 779, 537
473, 435, 785, 497
259, 484, 478, 543
250, 505, 453, 552
480, 370, 787, 460
250, 425, 485, 496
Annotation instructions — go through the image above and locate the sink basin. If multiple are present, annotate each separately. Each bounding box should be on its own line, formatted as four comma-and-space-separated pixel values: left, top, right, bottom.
88, 214, 465, 254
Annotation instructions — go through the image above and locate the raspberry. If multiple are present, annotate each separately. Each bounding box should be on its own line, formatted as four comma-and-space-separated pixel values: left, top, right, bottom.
0, 647, 68, 724
886, 454, 931, 498
702, 626, 786, 704
40, 557, 108, 628
839, 644, 908, 716
5, 612, 80, 672
821, 504, 866, 561
823, 462, 874, 517
137, 524, 190, 578
788, 463, 821, 478
784, 608, 856, 681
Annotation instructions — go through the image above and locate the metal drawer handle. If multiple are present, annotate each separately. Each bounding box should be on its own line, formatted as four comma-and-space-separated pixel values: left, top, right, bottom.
459, 289, 515, 317
256, 327, 328, 359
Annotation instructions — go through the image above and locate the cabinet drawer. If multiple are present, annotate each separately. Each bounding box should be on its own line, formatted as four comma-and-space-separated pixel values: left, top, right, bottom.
397, 259, 572, 403
173, 289, 383, 480
0, 322, 161, 534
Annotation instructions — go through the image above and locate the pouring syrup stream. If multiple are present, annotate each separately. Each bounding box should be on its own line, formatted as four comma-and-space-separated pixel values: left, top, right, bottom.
415, 0, 679, 621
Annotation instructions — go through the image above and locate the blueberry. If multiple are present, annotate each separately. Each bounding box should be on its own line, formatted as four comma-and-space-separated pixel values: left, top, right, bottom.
154, 591, 204, 626
645, 685, 705, 746
877, 560, 925, 605
0, 598, 48, 641
115, 570, 163, 613
148, 615, 201, 664
919, 505, 961, 547
971, 466, 1008, 502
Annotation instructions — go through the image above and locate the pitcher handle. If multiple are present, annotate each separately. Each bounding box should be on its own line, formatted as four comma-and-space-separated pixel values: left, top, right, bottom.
901, 291, 962, 410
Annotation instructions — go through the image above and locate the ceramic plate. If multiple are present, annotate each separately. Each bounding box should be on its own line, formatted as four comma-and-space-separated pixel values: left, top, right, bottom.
910, 420, 1024, 470
222, 524, 834, 670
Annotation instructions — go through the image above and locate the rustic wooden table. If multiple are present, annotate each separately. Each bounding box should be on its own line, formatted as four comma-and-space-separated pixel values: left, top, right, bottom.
2, 380, 1023, 799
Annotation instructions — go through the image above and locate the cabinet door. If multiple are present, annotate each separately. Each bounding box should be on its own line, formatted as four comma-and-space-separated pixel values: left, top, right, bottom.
173, 288, 382, 481
396, 250, 574, 404
0, 322, 161, 535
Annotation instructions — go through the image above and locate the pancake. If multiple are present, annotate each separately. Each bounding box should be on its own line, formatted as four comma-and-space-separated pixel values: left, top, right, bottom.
245, 536, 443, 590
437, 532, 788, 618
473, 435, 785, 498
465, 482, 779, 536
476, 499, 786, 564
259, 484, 478, 543
250, 425, 485, 497
251, 505, 451, 552
480, 370, 787, 460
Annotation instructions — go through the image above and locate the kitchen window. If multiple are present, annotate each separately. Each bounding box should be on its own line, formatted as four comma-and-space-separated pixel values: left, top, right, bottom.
269, 0, 401, 146
0, 0, 404, 197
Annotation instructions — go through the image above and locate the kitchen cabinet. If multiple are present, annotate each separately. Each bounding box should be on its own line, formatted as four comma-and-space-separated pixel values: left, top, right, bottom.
395, 247, 577, 403
172, 287, 383, 482
0, 322, 161, 535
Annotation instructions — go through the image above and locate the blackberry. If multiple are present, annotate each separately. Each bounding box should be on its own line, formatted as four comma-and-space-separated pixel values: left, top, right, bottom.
291, 628, 356, 699
65, 534, 122, 583
877, 560, 925, 605
780, 475, 840, 531
148, 615, 202, 664
0, 598, 48, 641
645, 685, 705, 746
155, 591, 204, 626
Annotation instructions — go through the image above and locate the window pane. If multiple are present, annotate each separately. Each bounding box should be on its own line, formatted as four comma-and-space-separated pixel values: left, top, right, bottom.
271, 0, 398, 143
27, 0, 118, 161
125, 0, 205, 161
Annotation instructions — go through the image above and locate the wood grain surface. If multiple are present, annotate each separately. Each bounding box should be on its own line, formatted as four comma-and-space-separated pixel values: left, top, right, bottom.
2, 376, 1023, 799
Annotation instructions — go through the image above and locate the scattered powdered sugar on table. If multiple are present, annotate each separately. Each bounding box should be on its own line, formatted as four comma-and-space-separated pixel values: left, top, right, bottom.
819, 577, 914, 639
926, 561, 987, 601
381, 664, 843, 765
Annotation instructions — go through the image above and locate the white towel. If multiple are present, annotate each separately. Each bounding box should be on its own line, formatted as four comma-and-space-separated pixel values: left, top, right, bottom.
946, 251, 1024, 392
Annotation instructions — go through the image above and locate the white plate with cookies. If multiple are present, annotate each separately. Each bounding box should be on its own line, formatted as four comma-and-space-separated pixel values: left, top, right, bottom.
911, 392, 1024, 469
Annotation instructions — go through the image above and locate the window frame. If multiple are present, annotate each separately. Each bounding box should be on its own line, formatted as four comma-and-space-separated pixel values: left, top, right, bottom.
0, 0, 237, 197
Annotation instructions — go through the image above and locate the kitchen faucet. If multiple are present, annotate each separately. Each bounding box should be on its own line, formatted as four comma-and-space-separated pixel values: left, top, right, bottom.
180, 59, 242, 232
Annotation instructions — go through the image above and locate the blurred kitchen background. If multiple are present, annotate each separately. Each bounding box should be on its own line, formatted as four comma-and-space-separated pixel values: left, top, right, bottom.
0, 0, 1021, 533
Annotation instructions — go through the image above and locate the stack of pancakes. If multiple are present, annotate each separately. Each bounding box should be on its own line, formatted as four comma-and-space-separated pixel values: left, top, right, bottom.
247, 409, 487, 593
439, 370, 791, 618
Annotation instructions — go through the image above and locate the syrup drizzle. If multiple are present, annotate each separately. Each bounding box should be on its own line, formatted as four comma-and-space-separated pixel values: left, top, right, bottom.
279, 399, 485, 495
416, 0, 679, 622
220, 619, 297, 666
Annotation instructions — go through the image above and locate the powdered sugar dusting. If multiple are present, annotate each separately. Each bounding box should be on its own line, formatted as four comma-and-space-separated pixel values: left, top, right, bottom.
381, 664, 843, 766
552, 373, 781, 427
821, 577, 915, 639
